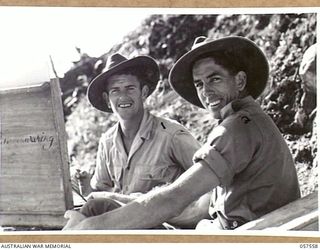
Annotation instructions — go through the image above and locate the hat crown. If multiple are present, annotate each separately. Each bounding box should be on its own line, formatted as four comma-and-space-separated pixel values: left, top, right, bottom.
192, 36, 212, 50
104, 53, 128, 72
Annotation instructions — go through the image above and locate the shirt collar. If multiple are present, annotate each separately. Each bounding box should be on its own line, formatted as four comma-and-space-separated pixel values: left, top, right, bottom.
136, 110, 153, 140
220, 96, 256, 120
113, 109, 153, 145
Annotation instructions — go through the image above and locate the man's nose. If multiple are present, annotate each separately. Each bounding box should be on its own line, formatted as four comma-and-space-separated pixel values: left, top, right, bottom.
118, 88, 130, 96
202, 82, 214, 97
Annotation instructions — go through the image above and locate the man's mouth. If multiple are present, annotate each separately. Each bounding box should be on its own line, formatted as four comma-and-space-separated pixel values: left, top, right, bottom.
118, 103, 133, 108
208, 99, 221, 108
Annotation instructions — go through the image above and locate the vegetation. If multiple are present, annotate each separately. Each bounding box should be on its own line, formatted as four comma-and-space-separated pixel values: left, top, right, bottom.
61, 13, 317, 197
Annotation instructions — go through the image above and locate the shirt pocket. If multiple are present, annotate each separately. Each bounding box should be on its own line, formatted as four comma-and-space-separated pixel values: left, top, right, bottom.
132, 164, 184, 193
138, 164, 183, 184
139, 165, 168, 181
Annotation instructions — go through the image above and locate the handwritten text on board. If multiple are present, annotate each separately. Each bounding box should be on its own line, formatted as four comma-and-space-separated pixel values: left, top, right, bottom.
0, 132, 55, 150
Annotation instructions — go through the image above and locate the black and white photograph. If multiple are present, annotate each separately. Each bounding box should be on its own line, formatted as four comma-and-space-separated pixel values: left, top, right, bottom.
0, 6, 318, 242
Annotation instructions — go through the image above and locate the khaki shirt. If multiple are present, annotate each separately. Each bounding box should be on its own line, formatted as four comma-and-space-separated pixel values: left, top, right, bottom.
194, 96, 301, 229
91, 110, 200, 194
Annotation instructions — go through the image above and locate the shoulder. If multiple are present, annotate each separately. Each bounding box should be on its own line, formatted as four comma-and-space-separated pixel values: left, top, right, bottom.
210, 110, 262, 143
99, 123, 118, 144
151, 114, 191, 136
222, 109, 258, 132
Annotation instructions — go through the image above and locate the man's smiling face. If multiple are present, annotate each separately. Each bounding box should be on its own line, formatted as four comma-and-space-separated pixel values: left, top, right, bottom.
104, 74, 147, 120
192, 57, 244, 119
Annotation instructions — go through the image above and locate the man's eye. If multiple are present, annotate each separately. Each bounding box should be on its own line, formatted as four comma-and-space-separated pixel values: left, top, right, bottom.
209, 77, 220, 83
194, 82, 203, 88
109, 89, 119, 94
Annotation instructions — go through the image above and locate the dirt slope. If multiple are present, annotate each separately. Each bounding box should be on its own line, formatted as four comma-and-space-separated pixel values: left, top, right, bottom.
63, 13, 317, 197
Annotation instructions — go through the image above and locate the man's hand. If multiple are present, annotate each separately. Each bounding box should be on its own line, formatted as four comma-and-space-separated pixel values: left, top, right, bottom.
63, 210, 108, 230
62, 210, 86, 230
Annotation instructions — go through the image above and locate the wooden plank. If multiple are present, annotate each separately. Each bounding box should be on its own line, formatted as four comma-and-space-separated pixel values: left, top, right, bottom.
236, 191, 318, 231
0, 214, 66, 229
300, 221, 319, 231
0, 80, 73, 228
276, 211, 318, 230
50, 78, 74, 212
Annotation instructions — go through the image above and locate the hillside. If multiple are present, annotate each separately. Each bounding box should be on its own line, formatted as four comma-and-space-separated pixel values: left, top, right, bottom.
62, 13, 317, 197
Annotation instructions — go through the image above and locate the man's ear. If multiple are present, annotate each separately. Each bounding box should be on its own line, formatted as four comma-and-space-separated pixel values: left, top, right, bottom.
141, 85, 149, 100
235, 71, 247, 91
102, 92, 111, 108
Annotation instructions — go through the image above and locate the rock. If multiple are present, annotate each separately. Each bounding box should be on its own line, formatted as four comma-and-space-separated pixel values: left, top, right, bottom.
299, 43, 317, 93
62, 13, 317, 198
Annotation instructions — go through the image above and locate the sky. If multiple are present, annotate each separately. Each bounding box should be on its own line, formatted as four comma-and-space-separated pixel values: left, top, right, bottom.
0, 7, 151, 88
0, 6, 316, 89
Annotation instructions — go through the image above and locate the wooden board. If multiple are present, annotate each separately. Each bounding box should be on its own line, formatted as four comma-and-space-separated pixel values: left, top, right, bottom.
236, 191, 318, 231
0, 79, 73, 228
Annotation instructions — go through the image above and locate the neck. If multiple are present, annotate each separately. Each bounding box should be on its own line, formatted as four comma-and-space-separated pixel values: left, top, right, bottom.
119, 111, 144, 139
119, 111, 144, 155
239, 89, 249, 99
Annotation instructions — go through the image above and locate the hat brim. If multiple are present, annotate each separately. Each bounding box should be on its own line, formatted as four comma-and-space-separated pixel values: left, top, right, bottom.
169, 36, 269, 109
87, 56, 160, 112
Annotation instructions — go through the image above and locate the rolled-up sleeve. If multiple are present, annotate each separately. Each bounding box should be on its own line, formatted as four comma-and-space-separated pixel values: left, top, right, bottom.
193, 145, 232, 186
90, 138, 114, 191
193, 118, 259, 187
171, 130, 201, 170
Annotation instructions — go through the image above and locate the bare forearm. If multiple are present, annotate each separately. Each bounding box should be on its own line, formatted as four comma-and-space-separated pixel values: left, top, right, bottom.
73, 185, 186, 229
87, 191, 142, 205
167, 192, 212, 228
109, 193, 139, 204
70, 162, 219, 230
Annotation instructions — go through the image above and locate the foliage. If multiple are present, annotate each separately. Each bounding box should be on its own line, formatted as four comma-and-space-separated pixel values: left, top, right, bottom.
62, 13, 317, 197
